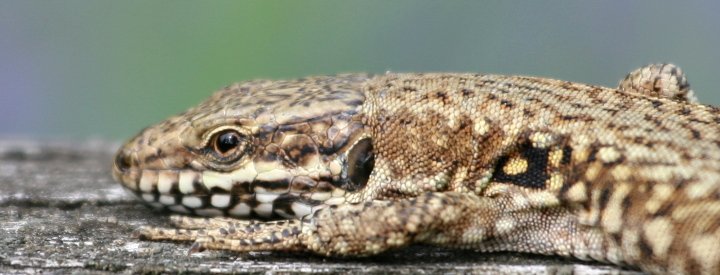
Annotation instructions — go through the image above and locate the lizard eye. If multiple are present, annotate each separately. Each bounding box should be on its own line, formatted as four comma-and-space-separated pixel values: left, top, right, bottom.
208, 129, 248, 161
215, 130, 240, 154
346, 138, 374, 191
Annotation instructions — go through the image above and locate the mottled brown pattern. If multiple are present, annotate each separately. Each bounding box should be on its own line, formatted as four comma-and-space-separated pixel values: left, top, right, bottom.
114, 64, 720, 274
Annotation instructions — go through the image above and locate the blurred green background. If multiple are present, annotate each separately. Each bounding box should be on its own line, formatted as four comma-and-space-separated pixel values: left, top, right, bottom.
1, 1, 718, 140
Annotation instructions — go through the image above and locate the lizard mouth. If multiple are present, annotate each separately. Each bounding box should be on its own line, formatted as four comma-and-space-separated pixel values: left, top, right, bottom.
112, 152, 343, 219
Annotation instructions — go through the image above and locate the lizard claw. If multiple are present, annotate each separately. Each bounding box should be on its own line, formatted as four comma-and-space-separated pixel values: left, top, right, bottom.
188, 241, 207, 255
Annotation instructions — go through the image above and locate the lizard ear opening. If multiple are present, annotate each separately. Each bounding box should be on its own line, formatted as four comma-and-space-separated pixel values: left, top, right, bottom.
346, 138, 374, 191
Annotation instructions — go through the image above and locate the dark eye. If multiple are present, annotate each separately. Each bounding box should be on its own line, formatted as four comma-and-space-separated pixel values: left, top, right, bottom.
212, 130, 242, 157
346, 138, 374, 191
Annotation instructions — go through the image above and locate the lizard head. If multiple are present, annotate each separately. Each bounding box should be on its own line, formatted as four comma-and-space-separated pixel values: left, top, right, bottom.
113, 74, 373, 219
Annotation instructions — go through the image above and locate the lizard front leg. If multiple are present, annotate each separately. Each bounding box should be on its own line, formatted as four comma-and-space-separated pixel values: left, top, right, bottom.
137, 192, 483, 255
137, 191, 602, 258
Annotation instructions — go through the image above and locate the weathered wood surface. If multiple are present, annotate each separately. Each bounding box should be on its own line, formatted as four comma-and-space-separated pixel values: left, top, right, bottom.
0, 139, 637, 274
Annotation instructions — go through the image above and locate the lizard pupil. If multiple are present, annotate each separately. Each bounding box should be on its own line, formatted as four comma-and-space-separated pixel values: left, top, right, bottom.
215, 131, 240, 155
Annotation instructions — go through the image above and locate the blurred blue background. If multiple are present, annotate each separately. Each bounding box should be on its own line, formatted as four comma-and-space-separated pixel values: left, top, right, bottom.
1, 1, 718, 140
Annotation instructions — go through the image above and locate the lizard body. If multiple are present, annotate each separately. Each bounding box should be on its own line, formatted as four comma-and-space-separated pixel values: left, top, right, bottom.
113, 64, 719, 274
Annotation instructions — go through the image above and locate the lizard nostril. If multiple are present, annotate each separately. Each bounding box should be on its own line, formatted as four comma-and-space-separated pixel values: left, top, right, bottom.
115, 151, 132, 172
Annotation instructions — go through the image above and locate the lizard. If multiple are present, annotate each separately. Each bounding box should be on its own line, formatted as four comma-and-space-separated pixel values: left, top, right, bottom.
112, 64, 720, 274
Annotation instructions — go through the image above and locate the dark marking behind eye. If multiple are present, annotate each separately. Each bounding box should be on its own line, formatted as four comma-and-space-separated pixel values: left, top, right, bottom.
344, 138, 374, 191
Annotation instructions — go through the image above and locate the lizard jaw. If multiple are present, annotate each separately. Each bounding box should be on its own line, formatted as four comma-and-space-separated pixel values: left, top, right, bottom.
113, 149, 347, 219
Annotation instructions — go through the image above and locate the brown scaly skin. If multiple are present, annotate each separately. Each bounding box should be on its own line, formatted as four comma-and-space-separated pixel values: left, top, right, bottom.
113, 64, 720, 274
